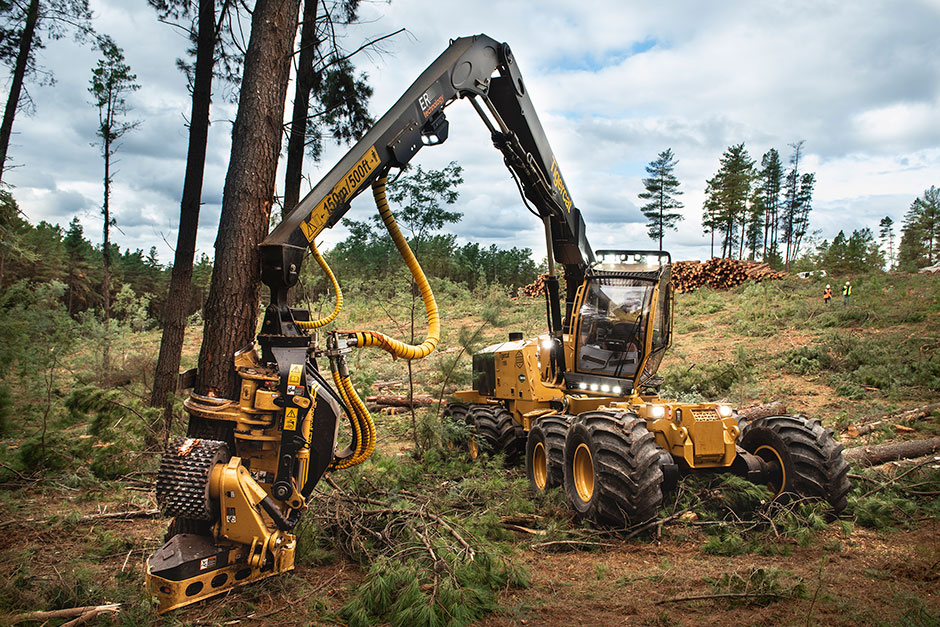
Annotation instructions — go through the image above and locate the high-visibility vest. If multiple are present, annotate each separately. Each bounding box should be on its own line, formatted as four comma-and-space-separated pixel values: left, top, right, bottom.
824, 288, 832, 299
842, 284, 852, 296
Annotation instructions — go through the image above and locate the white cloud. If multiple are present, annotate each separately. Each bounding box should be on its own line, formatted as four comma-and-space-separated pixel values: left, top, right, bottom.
2, 0, 938, 270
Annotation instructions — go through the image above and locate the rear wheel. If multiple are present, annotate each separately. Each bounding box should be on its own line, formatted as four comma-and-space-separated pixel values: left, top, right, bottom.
739, 414, 851, 512
467, 405, 525, 463
563, 410, 664, 526
525, 424, 550, 492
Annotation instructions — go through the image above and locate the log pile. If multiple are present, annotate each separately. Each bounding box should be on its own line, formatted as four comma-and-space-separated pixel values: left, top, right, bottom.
672, 258, 786, 293
520, 274, 548, 297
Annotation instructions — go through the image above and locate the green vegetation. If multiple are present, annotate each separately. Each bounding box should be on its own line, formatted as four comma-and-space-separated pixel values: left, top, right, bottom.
1, 179, 939, 623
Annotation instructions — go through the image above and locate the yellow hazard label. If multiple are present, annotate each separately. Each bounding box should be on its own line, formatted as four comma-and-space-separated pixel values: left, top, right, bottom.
549, 157, 573, 212
301, 146, 381, 242
284, 407, 298, 431
288, 363, 303, 387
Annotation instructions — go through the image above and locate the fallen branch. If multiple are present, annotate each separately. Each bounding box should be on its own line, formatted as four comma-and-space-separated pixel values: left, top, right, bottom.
0, 508, 159, 529
656, 592, 784, 605
858, 456, 939, 499
843, 437, 940, 467
846, 403, 940, 435
532, 539, 614, 551
12, 604, 121, 625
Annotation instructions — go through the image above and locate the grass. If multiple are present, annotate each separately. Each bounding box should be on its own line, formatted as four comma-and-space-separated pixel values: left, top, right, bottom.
0, 269, 939, 624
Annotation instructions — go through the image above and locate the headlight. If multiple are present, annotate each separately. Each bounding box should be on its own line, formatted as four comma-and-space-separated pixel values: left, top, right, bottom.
600, 384, 610, 393
590, 383, 599, 392
717, 405, 733, 417
649, 405, 666, 418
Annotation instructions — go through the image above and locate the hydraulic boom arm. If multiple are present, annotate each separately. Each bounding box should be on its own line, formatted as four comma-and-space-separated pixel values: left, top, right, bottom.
261, 34, 593, 338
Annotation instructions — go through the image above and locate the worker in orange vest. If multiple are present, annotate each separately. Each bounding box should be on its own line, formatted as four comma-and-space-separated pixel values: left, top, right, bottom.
842, 281, 852, 305
823, 284, 832, 304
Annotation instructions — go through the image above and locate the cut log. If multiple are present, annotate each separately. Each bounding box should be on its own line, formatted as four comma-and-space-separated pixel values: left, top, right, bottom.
843, 437, 940, 467
366, 394, 435, 407
736, 401, 787, 422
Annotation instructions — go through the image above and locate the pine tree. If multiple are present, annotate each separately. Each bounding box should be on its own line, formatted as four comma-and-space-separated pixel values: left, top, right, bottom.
878, 216, 895, 270
755, 148, 784, 262
89, 35, 139, 377
0, 0, 94, 182
898, 186, 940, 271
780, 141, 816, 267
702, 143, 754, 258
638, 148, 684, 251
197, 0, 301, 399
282, 0, 392, 212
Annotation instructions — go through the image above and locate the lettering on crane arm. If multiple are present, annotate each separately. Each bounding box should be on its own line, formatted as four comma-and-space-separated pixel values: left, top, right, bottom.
300, 146, 382, 242
419, 84, 444, 119
549, 157, 573, 212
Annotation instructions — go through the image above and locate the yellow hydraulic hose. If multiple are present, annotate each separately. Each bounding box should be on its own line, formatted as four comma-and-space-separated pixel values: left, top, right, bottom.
297, 239, 343, 330
310, 174, 439, 471
350, 177, 440, 360
340, 374, 375, 463
330, 368, 363, 470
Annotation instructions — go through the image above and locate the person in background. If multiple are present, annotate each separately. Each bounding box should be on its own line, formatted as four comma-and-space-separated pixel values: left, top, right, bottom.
842, 280, 852, 305
824, 284, 832, 305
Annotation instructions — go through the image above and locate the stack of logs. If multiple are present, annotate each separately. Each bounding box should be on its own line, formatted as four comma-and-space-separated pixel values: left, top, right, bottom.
672, 258, 786, 293
367, 380, 439, 414
520, 273, 548, 297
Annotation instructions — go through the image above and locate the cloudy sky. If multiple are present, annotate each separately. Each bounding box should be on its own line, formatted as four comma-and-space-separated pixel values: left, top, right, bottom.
5, 0, 940, 267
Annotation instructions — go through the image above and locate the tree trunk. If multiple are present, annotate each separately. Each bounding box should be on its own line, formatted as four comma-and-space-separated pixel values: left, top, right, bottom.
151, 0, 217, 438
283, 0, 319, 212
844, 437, 940, 467
0, 0, 39, 183
196, 0, 301, 399
102, 126, 112, 378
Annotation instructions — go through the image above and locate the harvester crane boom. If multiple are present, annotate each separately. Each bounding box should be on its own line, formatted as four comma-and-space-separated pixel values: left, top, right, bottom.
261, 34, 592, 339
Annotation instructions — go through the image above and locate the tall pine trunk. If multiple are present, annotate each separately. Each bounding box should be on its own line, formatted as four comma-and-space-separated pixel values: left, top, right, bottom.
196, 0, 301, 399
102, 127, 112, 378
151, 0, 216, 437
0, 0, 39, 183
283, 0, 319, 212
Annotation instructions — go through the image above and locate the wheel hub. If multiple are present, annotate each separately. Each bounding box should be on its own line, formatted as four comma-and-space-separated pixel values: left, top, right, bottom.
572, 443, 594, 502
532, 442, 547, 490
754, 444, 786, 496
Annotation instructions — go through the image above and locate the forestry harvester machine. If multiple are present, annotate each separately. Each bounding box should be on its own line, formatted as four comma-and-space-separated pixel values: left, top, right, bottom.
146, 34, 851, 612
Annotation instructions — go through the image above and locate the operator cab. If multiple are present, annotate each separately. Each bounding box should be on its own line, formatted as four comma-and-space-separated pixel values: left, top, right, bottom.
564, 250, 673, 395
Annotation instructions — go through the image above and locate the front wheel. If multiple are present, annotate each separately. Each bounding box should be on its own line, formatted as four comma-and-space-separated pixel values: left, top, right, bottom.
739, 414, 851, 513
563, 411, 664, 526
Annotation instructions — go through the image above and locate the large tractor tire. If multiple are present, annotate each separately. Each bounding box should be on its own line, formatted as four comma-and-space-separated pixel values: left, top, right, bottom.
526, 414, 571, 492
563, 410, 664, 526
467, 404, 525, 463
739, 414, 851, 513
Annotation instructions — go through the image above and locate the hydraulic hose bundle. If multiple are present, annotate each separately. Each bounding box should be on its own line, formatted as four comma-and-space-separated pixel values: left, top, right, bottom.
300, 175, 440, 469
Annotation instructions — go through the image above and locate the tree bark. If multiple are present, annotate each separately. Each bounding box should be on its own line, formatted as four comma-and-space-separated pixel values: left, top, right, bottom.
196, 0, 301, 399
151, 0, 217, 438
283, 0, 319, 212
736, 401, 787, 422
0, 0, 39, 183
843, 437, 940, 467
102, 111, 112, 378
